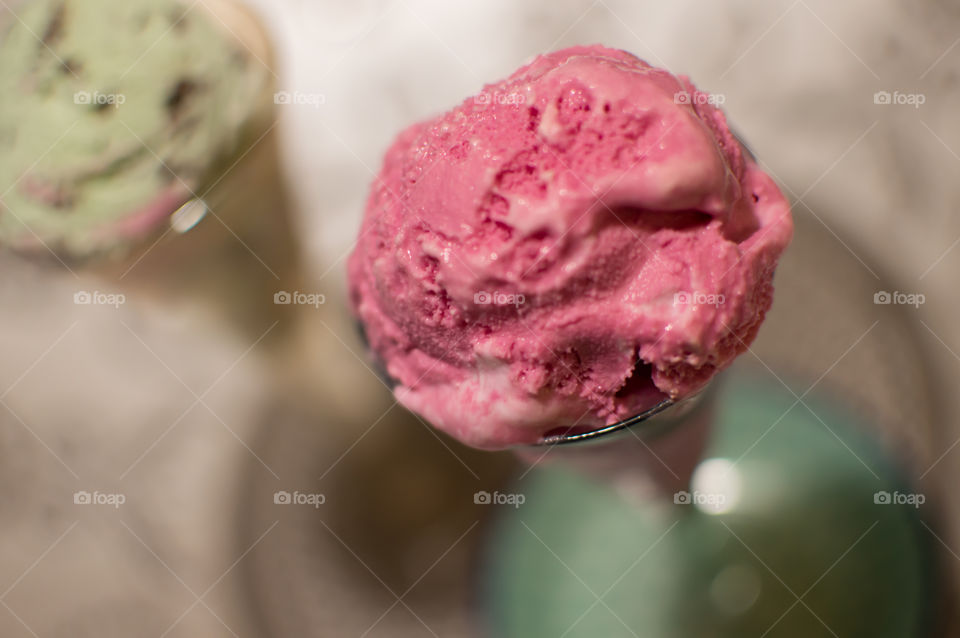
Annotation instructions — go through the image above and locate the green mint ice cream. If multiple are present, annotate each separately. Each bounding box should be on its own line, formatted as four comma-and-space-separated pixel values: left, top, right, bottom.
0, 0, 274, 257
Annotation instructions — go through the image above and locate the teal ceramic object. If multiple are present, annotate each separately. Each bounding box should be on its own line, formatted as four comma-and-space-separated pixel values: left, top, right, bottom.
482, 367, 933, 637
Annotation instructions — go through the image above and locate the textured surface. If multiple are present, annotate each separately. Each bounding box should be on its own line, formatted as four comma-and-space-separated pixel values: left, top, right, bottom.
348, 46, 792, 447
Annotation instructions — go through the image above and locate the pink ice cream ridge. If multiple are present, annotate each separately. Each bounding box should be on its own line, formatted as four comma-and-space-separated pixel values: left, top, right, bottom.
348, 45, 793, 449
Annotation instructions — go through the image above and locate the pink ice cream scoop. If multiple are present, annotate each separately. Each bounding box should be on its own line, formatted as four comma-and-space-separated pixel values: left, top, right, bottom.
348, 45, 792, 449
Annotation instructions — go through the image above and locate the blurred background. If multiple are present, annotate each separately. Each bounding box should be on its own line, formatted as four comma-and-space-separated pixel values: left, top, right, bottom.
1, 0, 959, 635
